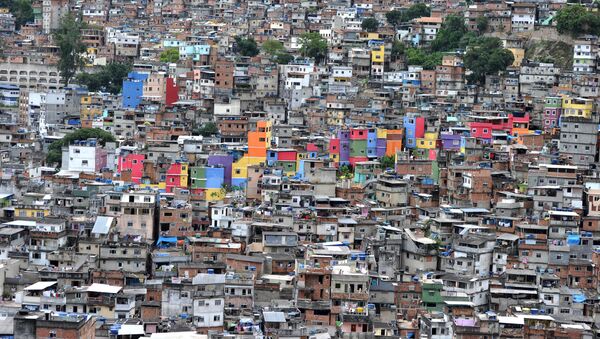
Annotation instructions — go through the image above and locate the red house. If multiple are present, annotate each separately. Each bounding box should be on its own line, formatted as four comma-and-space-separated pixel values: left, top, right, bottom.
469, 122, 493, 140
165, 162, 189, 193
165, 77, 179, 108
118, 154, 145, 183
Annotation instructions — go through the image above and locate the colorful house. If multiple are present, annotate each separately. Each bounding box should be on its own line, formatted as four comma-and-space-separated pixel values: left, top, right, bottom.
468, 122, 493, 141
509, 113, 531, 137
353, 161, 381, 185
208, 154, 233, 187
543, 96, 562, 130
165, 77, 178, 107
416, 132, 438, 150
562, 96, 593, 119
349, 128, 368, 165
232, 121, 272, 188
165, 162, 189, 193
376, 128, 387, 157
440, 133, 462, 151
338, 130, 350, 165
404, 116, 425, 149
329, 138, 341, 166
80, 95, 104, 128
117, 154, 145, 183
267, 149, 298, 175
178, 44, 211, 61
122, 72, 148, 109
190, 166, 226, 201
385, 129, 403, 157
306, 143, 318, 159
367, 129, 378, 158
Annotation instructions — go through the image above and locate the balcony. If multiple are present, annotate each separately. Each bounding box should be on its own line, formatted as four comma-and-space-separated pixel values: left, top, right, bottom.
331, 292, 369, 301
296, 299, 331, 310
87, 296, 115, 306
41, 294, 66, 305
22, 295, 41, 305
115, 300, 135, 311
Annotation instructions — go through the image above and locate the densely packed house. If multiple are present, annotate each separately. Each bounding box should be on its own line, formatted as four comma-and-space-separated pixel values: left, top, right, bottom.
0, 0, 598, 337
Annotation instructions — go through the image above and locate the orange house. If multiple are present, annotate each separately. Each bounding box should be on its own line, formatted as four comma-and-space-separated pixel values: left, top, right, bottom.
248, 121, 272, 158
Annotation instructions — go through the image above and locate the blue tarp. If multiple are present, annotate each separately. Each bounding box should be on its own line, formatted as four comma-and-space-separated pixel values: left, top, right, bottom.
157, 236, 178, 247
567, 234, 580, 246
573, 294, 586, 303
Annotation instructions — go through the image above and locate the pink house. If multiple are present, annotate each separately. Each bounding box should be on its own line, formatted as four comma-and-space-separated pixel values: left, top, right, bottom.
118, 154, 145, 183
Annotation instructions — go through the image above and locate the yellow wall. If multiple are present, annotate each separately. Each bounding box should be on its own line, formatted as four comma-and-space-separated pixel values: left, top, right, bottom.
139, 183, 166, 190
562, 97, 593, 119
371, 46, 384, 63
416, 138, 436, 149
15, 208, 50, 218
206, 188, 225, 201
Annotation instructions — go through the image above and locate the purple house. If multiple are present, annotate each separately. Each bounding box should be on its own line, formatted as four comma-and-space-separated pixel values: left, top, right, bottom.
440, 133, 462, 151
208, 154, 233, 186
338, 130, 350, 165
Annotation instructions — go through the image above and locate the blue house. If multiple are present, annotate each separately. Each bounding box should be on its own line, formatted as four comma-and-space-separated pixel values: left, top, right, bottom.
122, 72, 148, 109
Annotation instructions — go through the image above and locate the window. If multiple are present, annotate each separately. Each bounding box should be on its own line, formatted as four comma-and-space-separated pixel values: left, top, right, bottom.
215, 299, 221, 305
213, 315, 220, 321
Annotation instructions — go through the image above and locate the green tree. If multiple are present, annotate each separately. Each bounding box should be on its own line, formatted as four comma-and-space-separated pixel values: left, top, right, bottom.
261, 39, 292, 64
75, 62, 132, 94
430, 15, 469, 52
386, 10, 403, 27
391, 40, 405, 60
10, 0, 33, 29
555, 5, 600, 36
46, 128, 116, 167
386, 4, 430, 27
53, 13, 86, 85
361, 17, 380, 32
159, 48, 179, 63
380, 155, 395, 170
338, 164, 353, 179
299, 32, 328, 64
406, 48, 442, 69
464, 37, 514, 84
476, 16, 489, 34
194, 122, 219, 137
274, 52, 294, 64
402, 4, 430, 22
235, 36, 259, 57
262, 39, 285, 55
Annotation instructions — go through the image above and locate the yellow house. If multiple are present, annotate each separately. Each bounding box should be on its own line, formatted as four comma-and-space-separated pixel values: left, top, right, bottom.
416, 132, 438, 149
15, 206, 50, 218
360, 32, 381, 41
562, 96, 593, 119
376, 128, 387, 139
80, 96, 104, 128
371, 45, 385, 63
232, 120, 271, 188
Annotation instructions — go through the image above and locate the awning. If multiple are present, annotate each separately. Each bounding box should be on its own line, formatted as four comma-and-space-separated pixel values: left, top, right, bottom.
24, 281, 57, 291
